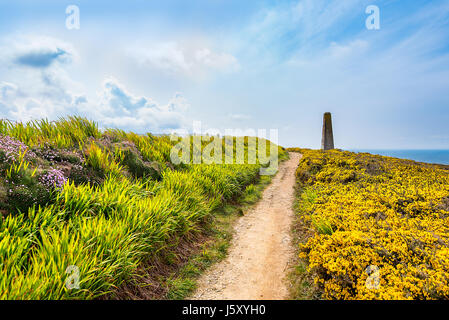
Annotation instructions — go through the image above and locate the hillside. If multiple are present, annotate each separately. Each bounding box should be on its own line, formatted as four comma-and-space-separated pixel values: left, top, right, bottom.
290, 148, 449, 300
0, 116, 286, 299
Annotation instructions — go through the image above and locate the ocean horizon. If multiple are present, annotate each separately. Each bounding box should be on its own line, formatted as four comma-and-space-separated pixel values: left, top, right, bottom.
350, 149, 449, 165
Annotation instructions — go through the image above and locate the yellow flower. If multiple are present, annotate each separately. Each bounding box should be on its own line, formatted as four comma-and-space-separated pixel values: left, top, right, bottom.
295, 149, 449, 300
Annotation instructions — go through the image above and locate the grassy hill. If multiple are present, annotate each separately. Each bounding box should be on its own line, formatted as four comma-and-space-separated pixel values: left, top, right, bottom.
0, 116, 286, 299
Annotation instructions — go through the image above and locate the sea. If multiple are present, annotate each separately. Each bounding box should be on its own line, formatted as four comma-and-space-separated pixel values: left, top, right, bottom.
350, 150, 449, 165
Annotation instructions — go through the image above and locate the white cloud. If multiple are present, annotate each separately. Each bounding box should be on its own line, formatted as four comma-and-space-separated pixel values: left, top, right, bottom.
0, 81, 48, 121
0, 65, 87, 122
228, 113, 251, 121
0, 35, 86, 121
96, 77, 188, 132
132, 42, 191, 73
0, 36, 189, 133
194, 48, 239, 71
328, 40, 369, 60
128, 41, 239, 77
0, 35, 76, 69
0, 78, 84, 122
0, 82, 20, 101
0, 76, 189, 133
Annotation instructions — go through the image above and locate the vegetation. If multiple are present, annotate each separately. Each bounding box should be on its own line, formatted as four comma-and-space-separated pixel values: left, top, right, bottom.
0, 116, 286, 299
290, 148, 449, 300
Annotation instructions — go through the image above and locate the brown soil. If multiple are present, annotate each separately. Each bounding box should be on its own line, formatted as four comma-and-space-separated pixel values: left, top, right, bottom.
190, 152, 301, 300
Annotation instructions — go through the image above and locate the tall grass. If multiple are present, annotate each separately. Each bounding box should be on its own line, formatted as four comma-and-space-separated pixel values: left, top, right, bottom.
0, 116, 100, 148
84, 142, 123, 177
0, 116, 286, 299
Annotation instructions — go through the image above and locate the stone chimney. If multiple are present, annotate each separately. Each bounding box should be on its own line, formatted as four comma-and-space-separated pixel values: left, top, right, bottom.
321, 112, 334, 150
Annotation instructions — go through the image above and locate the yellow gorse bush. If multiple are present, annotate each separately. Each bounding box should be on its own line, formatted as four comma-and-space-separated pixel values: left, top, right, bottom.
295, 149, 449, 300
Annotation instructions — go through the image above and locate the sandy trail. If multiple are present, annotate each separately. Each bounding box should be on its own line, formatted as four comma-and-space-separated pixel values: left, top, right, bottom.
191, 152, 301, 300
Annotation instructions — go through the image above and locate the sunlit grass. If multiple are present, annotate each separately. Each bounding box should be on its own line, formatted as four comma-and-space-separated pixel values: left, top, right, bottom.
0, 116, 286, 299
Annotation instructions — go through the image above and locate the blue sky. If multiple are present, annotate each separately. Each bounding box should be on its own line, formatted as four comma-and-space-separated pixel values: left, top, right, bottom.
0, 0, 449, 148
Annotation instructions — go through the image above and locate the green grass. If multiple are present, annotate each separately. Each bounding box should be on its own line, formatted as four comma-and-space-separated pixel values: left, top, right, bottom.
0, 116, 100, 148
0, 116, 286, 300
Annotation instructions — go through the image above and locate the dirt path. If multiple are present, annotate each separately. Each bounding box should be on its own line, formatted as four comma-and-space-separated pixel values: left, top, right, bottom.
191, 152, 301, 300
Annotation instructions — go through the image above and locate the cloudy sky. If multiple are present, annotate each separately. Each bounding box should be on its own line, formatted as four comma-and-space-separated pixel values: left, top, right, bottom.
0, 0, 449, 149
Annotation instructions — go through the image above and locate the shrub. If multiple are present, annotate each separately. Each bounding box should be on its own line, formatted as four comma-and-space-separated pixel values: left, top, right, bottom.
39, 169, 67, 190
297, 149, 449, 300
118, 148, 162, 180
33, 145, 83, 165
84, 142, 122, 177
0, 135, 36, 163
68, 164, 102, 186
5, 179, 53, 213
